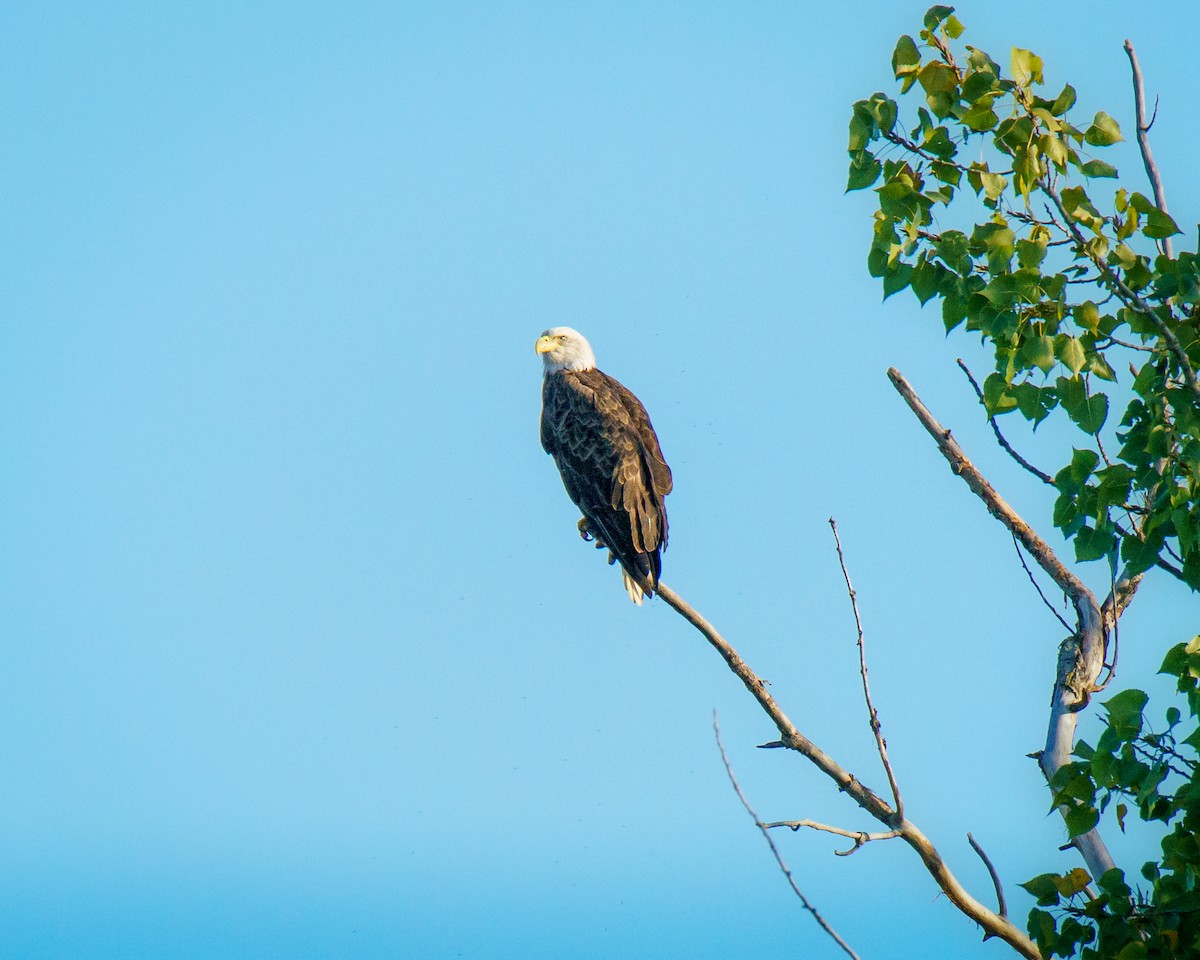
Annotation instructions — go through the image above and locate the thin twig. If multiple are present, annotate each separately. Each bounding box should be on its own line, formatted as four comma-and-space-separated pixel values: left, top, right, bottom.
1129, 738, 1196, 780
1094, 562, 1121, 692
713, 714, 862, 960
1097, 334, 1158, 353
956, 359, 1054, 484
1011, 534, 1074, 634
1124, 40, 1173, 259
967, 833, 1008, 920
829, 518, 903, 818
764, 820, 901, 856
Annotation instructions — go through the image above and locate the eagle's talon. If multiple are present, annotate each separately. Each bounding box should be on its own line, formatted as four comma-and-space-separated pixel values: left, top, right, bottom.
578, 517, 610, 550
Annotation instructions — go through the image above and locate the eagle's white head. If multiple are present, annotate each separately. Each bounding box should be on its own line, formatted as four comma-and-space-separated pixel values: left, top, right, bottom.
535, 327, 597, 374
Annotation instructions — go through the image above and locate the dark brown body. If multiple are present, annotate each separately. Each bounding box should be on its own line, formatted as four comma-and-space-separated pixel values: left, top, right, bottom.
540, 368, 672, 596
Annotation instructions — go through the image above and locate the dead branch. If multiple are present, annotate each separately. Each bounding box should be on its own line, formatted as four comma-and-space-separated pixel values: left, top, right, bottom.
828, 518, 903, 818
1124, 40, 1173, 260
968, 833, 1008, 920
655, 581, 1041, 959
763, 819, 902, 856
714, 714, 862, 960
887, 368, 1099, 607
886, 367, 1119, 880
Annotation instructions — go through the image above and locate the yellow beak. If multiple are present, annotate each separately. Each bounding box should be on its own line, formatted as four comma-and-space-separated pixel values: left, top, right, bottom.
535, 336, 556, 355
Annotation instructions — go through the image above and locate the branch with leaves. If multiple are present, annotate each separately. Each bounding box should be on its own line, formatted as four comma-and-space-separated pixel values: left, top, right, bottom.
848, 5, 1200, 591
841, 7, 1200, 958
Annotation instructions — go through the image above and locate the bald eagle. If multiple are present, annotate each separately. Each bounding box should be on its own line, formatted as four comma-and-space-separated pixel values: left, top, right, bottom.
536, 327, 673, 604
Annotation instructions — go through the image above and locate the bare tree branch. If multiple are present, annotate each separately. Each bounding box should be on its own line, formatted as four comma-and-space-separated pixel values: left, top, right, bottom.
886, 367, 1118, 881
764, 819, 901, 856
956, 359, 1054, 485
968, 833, 1008, 920
1124, 40, 1173, 259
828, 518, 904, 818
655, 580, 1042, 959
713, 714, 862, 960
888, 367, 1098, 606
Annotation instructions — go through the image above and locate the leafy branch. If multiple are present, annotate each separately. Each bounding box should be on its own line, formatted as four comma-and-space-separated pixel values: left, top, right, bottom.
848, 4, 1200, 592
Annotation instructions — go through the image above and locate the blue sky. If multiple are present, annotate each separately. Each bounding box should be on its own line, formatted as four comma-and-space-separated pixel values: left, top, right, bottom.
2, 2, 1197, 957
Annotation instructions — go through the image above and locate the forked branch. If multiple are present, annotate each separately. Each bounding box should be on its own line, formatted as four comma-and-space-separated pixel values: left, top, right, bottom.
886, 367, 1121, 880
1124, 40, 1173, 260
655, 581, 1040, 959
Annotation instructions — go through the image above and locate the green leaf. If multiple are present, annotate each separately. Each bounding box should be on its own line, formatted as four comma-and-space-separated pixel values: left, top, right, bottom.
1064, 803, 1100, 837
1143, 207, 1182, 239
983, 372, 1018, 415
1020, 874, 1063, 906
1120, 531, 1162, 577
1056, 335, 1086, 374
847, 150, 882, 191
1073, 301, 1100, 334
1039, 133, 1068, 170
961, 102, 999, 131
971, 221, 1015, 272
918, 61, 958, 95
848, 102, 875, 150
1159, 639, 1200, 678
1010, 47, 1044, 88
1060, 185, 1105, 231
1056, 375, 1108, 433
1058, 447, 1099, 488
1083, 111, 1123, 146
882, 262, 914, 299
1013, 145, 1041, 198
910, 260, 945, 305
892, 35, 921, 78
1103, 688, 1148, 740
1050, 83, 1076, 116
1012, 381, 1055, 424
922, 5, 956, 31
1022, 334, 1056, 373
1078, 159, 1118, 178
934, 230, 970, 272
1015, 237, 1048, 269
1097, 868, 1131, 899
931, 160, 962, 186
1053, 867, 1092, 897
1074, 525, 1116, 562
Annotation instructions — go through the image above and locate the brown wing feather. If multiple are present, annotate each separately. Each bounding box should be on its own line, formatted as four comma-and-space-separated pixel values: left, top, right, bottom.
541, 368, 671, 594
